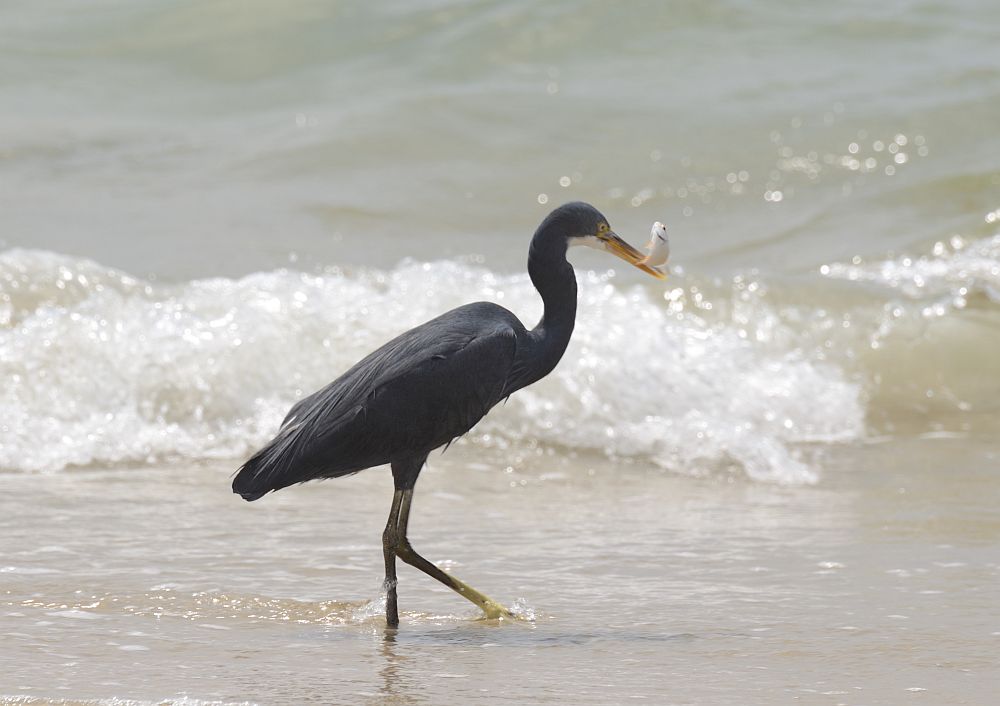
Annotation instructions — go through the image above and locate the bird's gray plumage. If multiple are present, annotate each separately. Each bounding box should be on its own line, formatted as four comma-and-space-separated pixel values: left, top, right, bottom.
233, 302, 530, 498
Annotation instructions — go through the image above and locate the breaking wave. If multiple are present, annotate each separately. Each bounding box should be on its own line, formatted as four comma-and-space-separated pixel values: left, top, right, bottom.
5, 237, 995, 482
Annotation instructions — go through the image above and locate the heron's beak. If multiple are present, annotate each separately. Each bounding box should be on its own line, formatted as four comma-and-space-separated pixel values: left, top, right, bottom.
600, 232, 667, 280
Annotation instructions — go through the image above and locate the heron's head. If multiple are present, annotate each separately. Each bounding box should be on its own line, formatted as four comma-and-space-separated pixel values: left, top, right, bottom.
543, 202, 666, 280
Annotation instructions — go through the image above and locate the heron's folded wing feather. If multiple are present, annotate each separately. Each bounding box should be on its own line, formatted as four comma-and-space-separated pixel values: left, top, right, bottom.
241, 304, 523, 494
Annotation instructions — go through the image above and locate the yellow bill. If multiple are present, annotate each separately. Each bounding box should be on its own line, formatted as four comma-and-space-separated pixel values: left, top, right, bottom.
600, 232, 667, 279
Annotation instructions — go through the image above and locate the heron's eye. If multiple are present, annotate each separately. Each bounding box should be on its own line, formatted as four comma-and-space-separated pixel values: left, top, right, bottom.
597, 222, 610, 235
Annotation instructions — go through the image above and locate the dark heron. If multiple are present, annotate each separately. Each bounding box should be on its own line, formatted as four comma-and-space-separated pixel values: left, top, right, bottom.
233, 202, 664, 626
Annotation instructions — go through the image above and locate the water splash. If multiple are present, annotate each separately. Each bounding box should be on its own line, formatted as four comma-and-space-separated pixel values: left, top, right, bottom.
351, 589, 388, 623
510, 597, 537, 621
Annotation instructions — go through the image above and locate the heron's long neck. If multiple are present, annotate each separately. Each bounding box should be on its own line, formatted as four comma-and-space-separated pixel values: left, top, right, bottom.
526, 237, 577, 380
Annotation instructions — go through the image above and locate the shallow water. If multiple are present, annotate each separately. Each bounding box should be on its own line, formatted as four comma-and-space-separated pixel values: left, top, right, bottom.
3, 0, 1000, 704
3, 440, 999, 705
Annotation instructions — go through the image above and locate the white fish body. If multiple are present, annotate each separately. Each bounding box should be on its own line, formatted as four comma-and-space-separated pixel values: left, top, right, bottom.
640, 221, 670, 269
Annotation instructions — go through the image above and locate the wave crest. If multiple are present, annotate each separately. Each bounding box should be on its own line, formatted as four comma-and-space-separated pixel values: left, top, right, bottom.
0, 249, 865, 482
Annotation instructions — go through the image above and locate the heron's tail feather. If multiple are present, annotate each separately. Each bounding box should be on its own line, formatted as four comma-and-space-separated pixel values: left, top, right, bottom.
232, 423, 304, 501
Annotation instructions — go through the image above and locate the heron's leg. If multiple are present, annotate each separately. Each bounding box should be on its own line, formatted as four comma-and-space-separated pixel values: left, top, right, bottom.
382, 489, 405, 628
393, 488, 513, 619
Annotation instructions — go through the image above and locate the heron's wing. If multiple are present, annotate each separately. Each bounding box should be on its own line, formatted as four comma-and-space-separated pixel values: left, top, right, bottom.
234, 303, 522, 498
353, 323, 518, 454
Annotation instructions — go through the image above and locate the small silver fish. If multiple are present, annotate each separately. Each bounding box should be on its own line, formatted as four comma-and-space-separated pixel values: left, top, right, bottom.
640, 221, 670, 270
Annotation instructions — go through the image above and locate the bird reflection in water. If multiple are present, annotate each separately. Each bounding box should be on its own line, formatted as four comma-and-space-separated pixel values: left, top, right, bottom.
369, 627, 425, 706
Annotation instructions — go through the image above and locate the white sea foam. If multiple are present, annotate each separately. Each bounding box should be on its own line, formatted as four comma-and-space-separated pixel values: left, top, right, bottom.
822, 233, 1000, 304
0, 249, 865, 482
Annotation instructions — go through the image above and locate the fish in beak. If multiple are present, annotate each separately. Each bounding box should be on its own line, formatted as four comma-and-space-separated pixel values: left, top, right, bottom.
599, 231, 667, 279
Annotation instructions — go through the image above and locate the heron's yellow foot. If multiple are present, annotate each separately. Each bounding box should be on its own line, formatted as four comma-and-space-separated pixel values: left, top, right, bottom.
479, 599, 515, 620
449, 578, 514, 620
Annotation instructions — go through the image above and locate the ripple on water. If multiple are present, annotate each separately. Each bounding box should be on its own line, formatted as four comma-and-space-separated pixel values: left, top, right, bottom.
13, 590, 376, 626
7, 589, 538, 627
0, 697, 256, 706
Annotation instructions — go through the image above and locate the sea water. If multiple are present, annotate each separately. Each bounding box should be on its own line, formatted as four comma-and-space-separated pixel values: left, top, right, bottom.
2, 1, 1000, 704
